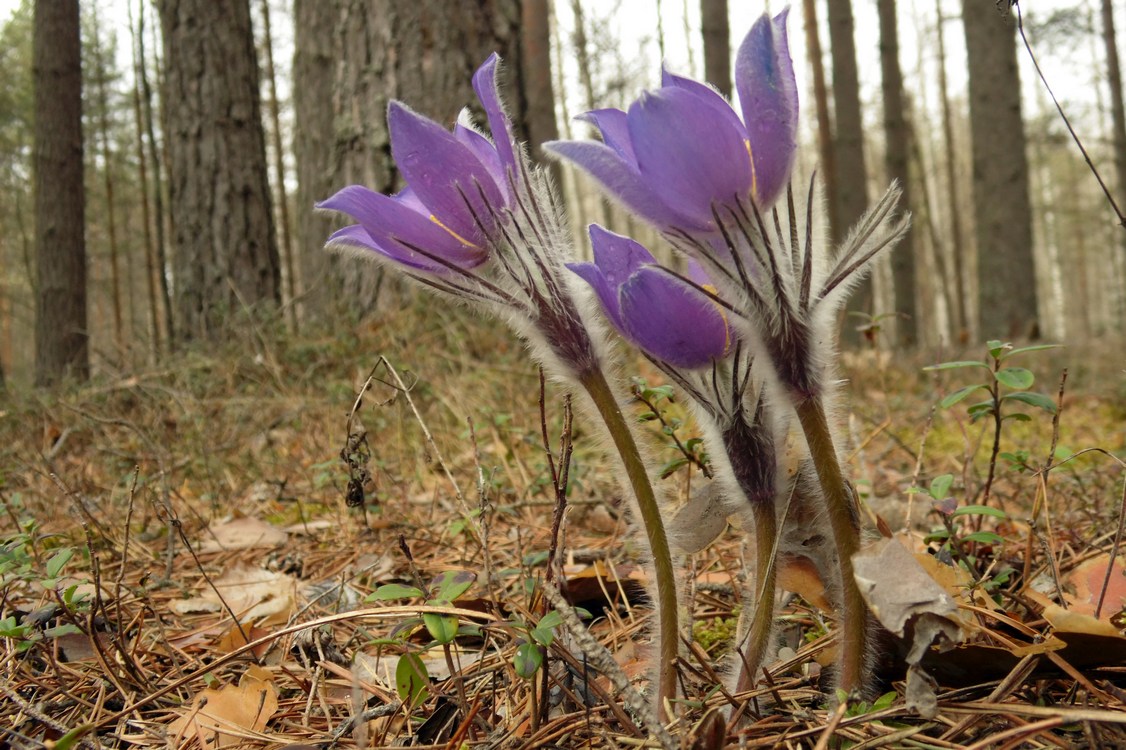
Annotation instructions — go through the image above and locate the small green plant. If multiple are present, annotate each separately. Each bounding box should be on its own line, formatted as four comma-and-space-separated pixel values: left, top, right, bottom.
367, 570, 478, 710
0, 500, 87, 651
631, 377, 711, 479
924, 341, 1059, 506
836, 688, 897, 717
915, 474, 1008, 576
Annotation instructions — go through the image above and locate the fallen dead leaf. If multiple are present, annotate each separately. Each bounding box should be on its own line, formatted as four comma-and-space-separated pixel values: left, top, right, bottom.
854, 538, 963, 718
168, 665, 278, 748
199, 516, 288, 552
170, 566, 296, 626
668, 481, 729, 554
1063, 554, 1126, 620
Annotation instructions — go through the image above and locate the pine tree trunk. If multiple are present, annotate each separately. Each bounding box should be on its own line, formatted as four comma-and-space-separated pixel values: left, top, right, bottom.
136, 0, 174, 345
935, 2, 968, 340
700, 0, 731, 98
92, 6, 125, 358
877, 0, 915, 347
259, 0, 298, 331
521, 0, 561, 180
1101, 0, 1126, 329
158, 0, 281, 342
827, 0, 870, 340
802, 0, 838, 242
962, 0, 1038, 339
128, 0, 162, 357
33, 0, 88, 386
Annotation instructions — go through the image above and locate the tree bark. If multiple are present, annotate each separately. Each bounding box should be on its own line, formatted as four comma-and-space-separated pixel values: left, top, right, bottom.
158, 0, 281, 342
91, 5, 124, 358
33, 0, 88, 386
521, 0, 562, 179
826, 0, 870, 337
935, 1, 968, 339
127, 0, 162, 356
877, 0, 915, 346
802, 0, 838, 242
294, 0, 525, 317
259, 0, 298, 331
700, 0, 731, 98
962, 0, 1038, 339
135, 0, 174, 345
1101, 0, 1126, 328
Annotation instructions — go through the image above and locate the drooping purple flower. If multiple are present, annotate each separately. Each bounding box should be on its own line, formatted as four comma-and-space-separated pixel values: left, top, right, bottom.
318, 54, 516, 276
569, 226, 730, 369
545, 10, 797, 232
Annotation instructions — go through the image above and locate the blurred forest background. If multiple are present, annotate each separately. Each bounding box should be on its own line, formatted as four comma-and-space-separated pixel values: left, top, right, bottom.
3, 0, 1126, 388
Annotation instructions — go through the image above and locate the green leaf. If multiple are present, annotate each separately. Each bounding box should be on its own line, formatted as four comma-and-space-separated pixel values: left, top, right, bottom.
986, 340, 1009, 359
1002, 412, 1031, 423
50, 725, 92, 750
923, 529, 950, 544
422, 612, 459, 645
395, 652, 430, 709
531, 624, 555, 647
367, 583, 424, 602
513, 642, 543, 679
1002, 391, 1057, 413
967, 400, 996, 421
963, 531, 1004, 545
923, 360, 990, 372
429, 570, 476, 602
951, 504, 1008, 520
46, 548, 74, 579
872, 691, 897, 711
929, 474, 954, 502
1000, 344, 1061, 361
43, 623, 83, 639
537, 611, 563, 631
994, 367, 1034, 390
939, 384, 989, 409
659, 457, 690, 479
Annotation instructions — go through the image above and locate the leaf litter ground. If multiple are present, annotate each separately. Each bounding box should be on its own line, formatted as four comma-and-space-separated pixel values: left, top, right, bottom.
2, 302, 1126, 749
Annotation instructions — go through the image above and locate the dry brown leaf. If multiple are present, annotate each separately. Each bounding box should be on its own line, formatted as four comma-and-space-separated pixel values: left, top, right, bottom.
854, 538, 963, 718
1042, 603, 1124, 638
668, 482, 729, 554
777, 554, 833, 611
1062, 554, 1126, 619
199, 516, 288, 552
168, 665, 278, 748
170, 566, 296, 626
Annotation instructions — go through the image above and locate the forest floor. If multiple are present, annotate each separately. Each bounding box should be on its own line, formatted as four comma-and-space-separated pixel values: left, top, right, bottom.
2, 299, 1126, 749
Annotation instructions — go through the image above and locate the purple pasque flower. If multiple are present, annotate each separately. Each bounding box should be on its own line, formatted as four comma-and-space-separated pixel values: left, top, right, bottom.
317, 54, 603, 376
545, 9, 797, 233
318, 54, 515, 278
569, 225, 730, 369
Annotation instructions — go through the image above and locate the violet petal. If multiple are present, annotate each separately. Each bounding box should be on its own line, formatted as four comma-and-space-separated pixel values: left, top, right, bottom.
544, 140, 706, 231
471, 53, 517, 175
577, 108, 636, 162
735, 9, 798, 207
627, 86, 753, 227
388, 101, 506, 242
318, 185, 488, 271
619, 266, 730, 368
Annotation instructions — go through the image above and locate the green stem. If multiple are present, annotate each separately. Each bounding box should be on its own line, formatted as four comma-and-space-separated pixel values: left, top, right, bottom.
734, 501, 778, 694
578, 367, 678, 722
793, 397, 868, 695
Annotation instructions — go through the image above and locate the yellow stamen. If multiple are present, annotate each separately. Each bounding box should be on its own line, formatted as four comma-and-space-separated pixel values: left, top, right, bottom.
429, 214, 479, 247
744, 138, 758, 201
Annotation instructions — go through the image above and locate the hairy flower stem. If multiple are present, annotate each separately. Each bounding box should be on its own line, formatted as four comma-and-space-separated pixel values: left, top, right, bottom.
793, 397, 868, 695
734, 502, 778, 694
577, 366, 678, 722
